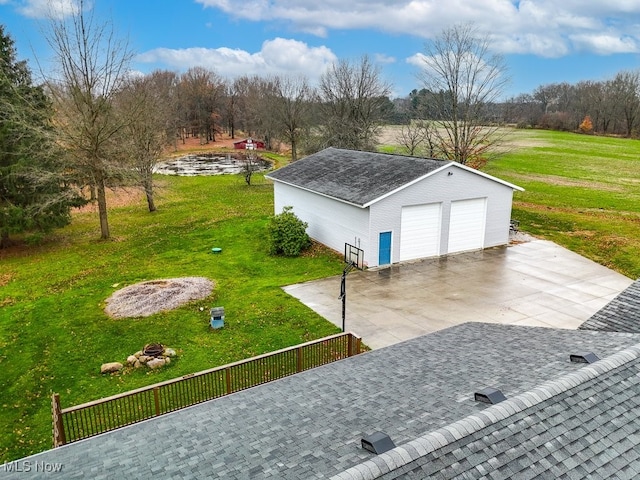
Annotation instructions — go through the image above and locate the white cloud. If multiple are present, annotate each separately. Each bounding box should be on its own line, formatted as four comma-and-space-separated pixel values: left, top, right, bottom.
570, 34, 640, 55
136, 38, 338, 82
374, 53, 396, 65
195, 0, 640, 57
17, 0, 80, 19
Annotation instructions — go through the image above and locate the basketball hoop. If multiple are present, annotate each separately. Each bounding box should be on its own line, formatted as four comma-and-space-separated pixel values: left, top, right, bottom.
340, 243, 364, 331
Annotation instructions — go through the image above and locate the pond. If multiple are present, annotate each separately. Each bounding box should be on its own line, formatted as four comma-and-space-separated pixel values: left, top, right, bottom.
154, 153, 272, 176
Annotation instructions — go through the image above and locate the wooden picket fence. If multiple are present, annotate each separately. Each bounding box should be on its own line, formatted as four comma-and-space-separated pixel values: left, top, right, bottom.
52, 332, 362, 446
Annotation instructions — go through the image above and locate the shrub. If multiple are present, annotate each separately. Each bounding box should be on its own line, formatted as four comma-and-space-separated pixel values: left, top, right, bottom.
268, 206, 311, 256
579, 115, 593, 134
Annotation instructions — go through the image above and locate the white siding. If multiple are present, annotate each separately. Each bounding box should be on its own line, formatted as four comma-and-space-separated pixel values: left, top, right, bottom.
272, 163, 516, 267
369, 166, 514, 263
273, 183, 370, 264
399, 203, 441, 261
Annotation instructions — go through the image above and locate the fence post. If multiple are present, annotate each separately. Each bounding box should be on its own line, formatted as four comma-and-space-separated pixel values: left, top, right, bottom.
225, 367, 232, 394
347, 334, 353, 357
153, 387, 161, 416
52, 393, 66, 447
296, 346, 303, 373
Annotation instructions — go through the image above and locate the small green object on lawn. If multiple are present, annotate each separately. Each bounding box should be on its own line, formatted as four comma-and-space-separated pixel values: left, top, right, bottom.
211, 247, 222, 254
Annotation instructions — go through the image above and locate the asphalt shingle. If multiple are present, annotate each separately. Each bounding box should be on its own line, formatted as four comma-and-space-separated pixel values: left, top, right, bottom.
339, 344, 640, 479
265, 147, 450, 206
580, 278, 640, 332
4, 323, 640, 479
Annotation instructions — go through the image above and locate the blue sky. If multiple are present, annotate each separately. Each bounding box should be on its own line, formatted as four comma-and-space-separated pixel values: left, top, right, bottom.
2, 0, 640, 99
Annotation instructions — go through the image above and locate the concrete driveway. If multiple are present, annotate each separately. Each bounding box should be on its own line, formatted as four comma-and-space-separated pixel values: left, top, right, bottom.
284, 238, 633, 349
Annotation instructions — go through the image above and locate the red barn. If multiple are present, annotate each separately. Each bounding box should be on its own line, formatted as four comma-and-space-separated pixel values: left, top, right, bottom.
233, 138, 265, 150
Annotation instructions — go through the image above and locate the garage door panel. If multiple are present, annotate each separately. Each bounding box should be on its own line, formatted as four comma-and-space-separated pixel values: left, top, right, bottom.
400, 203, 441, 261
448, 198, 486, 254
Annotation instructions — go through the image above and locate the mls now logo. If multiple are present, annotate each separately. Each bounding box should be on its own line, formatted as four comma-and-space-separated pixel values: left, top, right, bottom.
2, 460, 64, 473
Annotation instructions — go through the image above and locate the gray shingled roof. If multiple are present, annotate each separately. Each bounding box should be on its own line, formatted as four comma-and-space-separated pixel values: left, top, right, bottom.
5, 323, 640, 479
265, 147, 450, 206
338, 344, 640, 479
579, 278, 640, 333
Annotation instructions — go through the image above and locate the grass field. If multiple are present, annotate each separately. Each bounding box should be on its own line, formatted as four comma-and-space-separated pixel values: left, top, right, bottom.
482, 129, 640, 279
2, 128, 640, 462
0, 173, 343, 462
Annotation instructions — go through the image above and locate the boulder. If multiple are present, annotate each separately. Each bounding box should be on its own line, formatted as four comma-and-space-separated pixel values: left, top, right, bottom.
127, 355, 138, 366
147, 358, 166, 369
100, 362, 123, 374
138, 355, 150, 364
164, 348, 177, 357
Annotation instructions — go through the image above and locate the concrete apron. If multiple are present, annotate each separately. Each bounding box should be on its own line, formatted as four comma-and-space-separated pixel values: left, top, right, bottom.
283, 239, 633, 350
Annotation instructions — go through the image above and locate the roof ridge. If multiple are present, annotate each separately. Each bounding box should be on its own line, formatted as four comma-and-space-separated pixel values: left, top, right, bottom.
332, 343, 640, 480
319, 147, 446, 163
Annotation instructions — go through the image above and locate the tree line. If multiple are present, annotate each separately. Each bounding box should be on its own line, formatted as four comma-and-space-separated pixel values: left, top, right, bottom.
502, 73, 640, 136
2, 6, 639, 246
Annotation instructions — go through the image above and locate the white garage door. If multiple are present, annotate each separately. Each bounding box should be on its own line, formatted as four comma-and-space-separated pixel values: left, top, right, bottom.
448, 198, 487, 254
400, 203, 441, 261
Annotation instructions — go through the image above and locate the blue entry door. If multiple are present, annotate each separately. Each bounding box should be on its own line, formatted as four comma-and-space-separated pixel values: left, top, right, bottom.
379, 231, 392, 265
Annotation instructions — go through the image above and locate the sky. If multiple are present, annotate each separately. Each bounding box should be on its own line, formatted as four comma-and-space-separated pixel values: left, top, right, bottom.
2, 0, 640, 99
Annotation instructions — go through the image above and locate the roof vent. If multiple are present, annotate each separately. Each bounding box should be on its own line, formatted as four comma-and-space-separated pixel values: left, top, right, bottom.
570, 352, 599, 364
474, 387, 507, 405
361, 431, 395, 454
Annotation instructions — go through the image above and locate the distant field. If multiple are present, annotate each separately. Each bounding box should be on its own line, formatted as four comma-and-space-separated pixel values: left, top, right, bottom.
380, 126, 640, 278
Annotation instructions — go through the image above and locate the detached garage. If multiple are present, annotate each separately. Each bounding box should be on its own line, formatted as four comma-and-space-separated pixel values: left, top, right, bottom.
266, 148, 523, 268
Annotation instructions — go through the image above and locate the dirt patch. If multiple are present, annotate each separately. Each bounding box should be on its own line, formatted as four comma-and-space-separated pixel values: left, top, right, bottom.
165, 133, 241, 156
105, 277, 214, 319
73, 187, 146, 214
509, 173, 623, 192
377, 126, 552, 151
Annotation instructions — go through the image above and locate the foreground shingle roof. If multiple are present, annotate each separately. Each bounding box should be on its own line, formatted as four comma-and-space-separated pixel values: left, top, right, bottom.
5, 323, 640, 479
265, 147, 450, 206
579, 278, 640, 333
337, 344, 640, 479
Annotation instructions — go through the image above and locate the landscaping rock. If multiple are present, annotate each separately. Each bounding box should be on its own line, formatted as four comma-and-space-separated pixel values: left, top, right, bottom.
147, 358, 166, 369
101, 362, 123, 374
127, 355, 137, 366
138, 355, 150, 364
164, 348, 176, 357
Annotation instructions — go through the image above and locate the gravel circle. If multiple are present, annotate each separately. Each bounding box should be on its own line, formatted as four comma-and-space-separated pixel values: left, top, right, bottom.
105, 277, 214, 319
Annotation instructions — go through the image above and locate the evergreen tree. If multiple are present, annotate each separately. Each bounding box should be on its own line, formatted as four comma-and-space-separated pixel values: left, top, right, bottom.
0, 25, 83, 247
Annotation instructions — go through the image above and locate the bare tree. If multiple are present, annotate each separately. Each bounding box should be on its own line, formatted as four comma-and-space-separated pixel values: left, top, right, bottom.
418, 24, 509, 166
396, 120, 435, 156
116, 71, 176, 212
610, 71, 640, 137
44, 0, 134, 239
180, 67, 224, 143
316, 55, 391, 152
270, 75, 313, 161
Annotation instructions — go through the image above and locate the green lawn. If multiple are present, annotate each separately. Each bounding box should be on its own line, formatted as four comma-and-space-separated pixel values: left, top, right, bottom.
483, 129, 640, 279
3, 129, 640, 462
0, 173, 343, 462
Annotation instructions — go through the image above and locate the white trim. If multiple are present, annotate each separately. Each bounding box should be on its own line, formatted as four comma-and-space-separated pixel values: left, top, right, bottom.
268, 161, 524, 210
449, 162, 525, 192
361, 162, 523, 207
